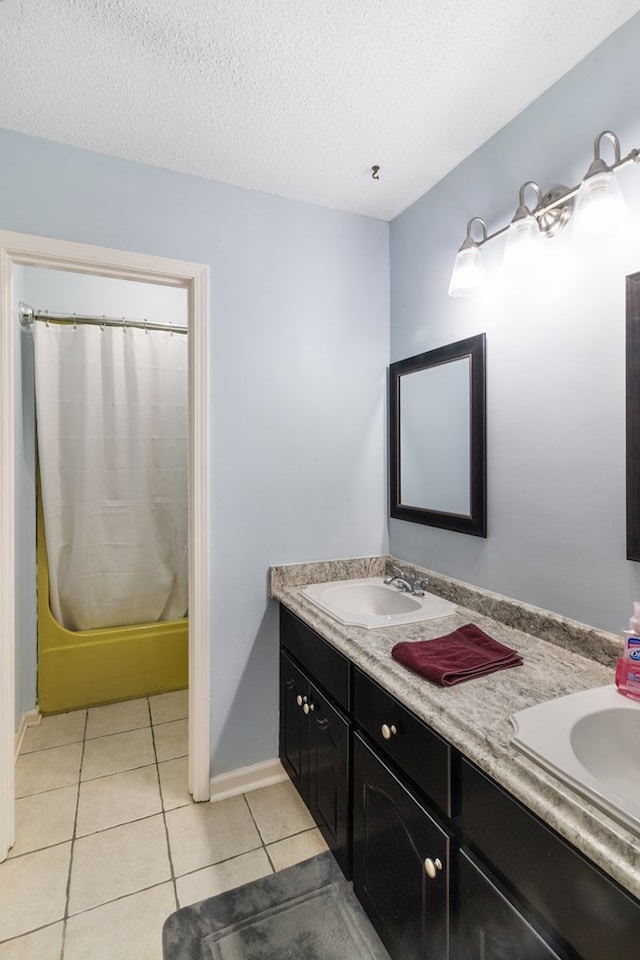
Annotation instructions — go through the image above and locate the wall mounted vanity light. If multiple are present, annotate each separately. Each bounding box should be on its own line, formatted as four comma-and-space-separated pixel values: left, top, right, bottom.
502, 181, 546, 282
447, 217, 487, 297
449, 130, 639, 297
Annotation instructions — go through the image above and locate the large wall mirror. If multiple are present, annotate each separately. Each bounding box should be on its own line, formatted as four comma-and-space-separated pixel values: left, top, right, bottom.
627, 272, 640, 559
389, 333, 486, 537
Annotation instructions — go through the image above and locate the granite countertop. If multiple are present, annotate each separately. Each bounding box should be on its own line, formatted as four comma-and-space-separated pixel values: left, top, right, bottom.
270, 556, 640, 901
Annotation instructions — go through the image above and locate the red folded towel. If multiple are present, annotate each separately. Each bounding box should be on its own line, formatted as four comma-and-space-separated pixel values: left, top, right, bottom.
391, 623, 523, 686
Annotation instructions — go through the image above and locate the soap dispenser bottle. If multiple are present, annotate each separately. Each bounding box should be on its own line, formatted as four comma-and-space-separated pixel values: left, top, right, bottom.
615, 602, 640, 701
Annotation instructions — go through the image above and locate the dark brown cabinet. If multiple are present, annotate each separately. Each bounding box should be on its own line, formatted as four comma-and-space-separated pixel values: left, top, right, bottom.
353, 732, 450, 960
279, 649, 308, 798
459, 758, 640, 960
306, 678, 350, 870
279, 613, 351, 877
457, 849, 565, 960
353, 666, 451, 818
278, 604, 640, 960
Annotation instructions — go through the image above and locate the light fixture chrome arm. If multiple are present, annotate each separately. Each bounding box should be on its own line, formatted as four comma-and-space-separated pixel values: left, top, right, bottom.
467, 135, 640, 250
572, 131, 635, 244
514, 181, 543, 220
585, 130, 621, 179
448, 217, 488, 297
448, 129, 640, 296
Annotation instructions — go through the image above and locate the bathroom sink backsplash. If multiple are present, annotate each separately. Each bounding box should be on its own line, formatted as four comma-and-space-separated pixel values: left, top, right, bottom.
269, 556, 619, 669
269, 556, 386, 594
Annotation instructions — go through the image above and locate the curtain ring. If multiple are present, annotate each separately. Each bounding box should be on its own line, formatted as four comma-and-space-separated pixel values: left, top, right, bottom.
122, 316, 127, 334
101, 315, 106, 332
44, 309, 50, 328
72, 313, 77, 331
144, 318, 149, 335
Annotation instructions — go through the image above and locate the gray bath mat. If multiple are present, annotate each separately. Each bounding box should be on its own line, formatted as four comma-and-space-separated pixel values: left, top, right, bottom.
163, 852, 390, 960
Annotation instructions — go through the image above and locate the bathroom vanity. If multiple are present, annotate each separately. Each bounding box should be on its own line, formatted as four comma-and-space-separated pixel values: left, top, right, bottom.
273, 559, 640, 960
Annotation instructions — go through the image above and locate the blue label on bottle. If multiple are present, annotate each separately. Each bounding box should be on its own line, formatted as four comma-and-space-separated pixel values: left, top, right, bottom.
631, 650, 640, 662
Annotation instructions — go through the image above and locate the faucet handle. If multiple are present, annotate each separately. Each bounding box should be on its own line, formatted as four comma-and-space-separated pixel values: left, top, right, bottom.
385, 564, 428, 595
411, 576, 429, 596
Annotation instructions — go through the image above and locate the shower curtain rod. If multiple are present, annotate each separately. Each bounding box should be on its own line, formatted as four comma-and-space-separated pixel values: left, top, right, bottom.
18, 301, 187, 335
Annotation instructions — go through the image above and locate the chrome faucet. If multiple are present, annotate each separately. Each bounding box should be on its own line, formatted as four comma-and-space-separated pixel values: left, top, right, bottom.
384, 565, 429, 597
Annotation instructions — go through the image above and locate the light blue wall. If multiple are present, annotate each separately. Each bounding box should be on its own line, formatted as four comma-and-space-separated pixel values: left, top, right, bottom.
389, 12, 640, 633
1, 134, 389, 770
20, 268, 188, 323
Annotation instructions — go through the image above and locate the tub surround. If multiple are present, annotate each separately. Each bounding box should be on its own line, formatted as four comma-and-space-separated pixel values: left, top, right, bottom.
36, 497, 188, 713
270, 556, 640, 900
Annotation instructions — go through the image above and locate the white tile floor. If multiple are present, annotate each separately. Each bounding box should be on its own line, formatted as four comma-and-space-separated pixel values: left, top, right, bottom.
1, 691, 328, 959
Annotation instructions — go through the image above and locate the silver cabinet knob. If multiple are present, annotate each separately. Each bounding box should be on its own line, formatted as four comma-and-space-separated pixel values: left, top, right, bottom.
424, 857, 443, 879
381, 723, 397, 740
303, 702, 315, 715
296, 694, 307, 707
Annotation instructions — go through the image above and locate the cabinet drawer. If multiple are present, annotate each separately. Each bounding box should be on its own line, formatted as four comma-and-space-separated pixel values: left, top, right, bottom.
354, 667, 450, 817
280, 606, 350, 710
460, 758, 640, 960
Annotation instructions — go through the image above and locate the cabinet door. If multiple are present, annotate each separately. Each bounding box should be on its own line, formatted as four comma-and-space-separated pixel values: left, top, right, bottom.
460, 759, 640, 960
307, 680, 350, 877
457, 850, 566, 960
279, 649, 309, 800
353, 733, 450, 960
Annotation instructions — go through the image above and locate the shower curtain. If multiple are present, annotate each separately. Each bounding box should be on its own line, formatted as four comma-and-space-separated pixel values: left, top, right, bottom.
33, 322, 188, 632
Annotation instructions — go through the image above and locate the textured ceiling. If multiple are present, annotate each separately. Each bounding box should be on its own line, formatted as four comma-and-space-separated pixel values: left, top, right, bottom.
0, 1, 638, 220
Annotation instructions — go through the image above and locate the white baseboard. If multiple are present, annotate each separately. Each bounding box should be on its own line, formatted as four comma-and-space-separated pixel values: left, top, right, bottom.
209, 758, 289, 803
15, 709, 41, 760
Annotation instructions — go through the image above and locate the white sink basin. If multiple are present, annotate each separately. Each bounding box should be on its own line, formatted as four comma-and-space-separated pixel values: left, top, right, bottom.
301, 577, 456, 629
511, 685, 640, 833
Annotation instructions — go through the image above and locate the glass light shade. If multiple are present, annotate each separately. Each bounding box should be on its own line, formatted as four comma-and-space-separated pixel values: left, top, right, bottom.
503, 214, 544, 281
572, 170, 628, 245
448, 244, 486, 297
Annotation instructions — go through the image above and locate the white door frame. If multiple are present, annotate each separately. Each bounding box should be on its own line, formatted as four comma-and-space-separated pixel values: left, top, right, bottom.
0, 230, 211, 860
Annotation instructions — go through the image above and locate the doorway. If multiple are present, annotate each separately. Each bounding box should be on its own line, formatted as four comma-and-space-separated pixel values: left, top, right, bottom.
21, 266, 189, 713
0, 230, 212, 861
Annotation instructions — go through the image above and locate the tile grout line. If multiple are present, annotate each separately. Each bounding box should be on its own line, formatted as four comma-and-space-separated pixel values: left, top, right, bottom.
58, 704, 158, 949
59, 708, 89, 960
5, 697, 188, 955
8, 697, 326, 952
149, 697, 181, 912
241, 792, 279, 874
0, 808, 319, 866
75, 807, 169, 841
0, 922, 62, 952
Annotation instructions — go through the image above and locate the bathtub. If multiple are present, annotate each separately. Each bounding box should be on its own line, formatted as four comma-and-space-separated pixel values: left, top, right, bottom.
37, 498, 188, 714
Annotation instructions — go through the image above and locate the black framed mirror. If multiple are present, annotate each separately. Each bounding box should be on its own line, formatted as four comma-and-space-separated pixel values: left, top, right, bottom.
626, 272, 640, 559
389, 333, 486, 537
